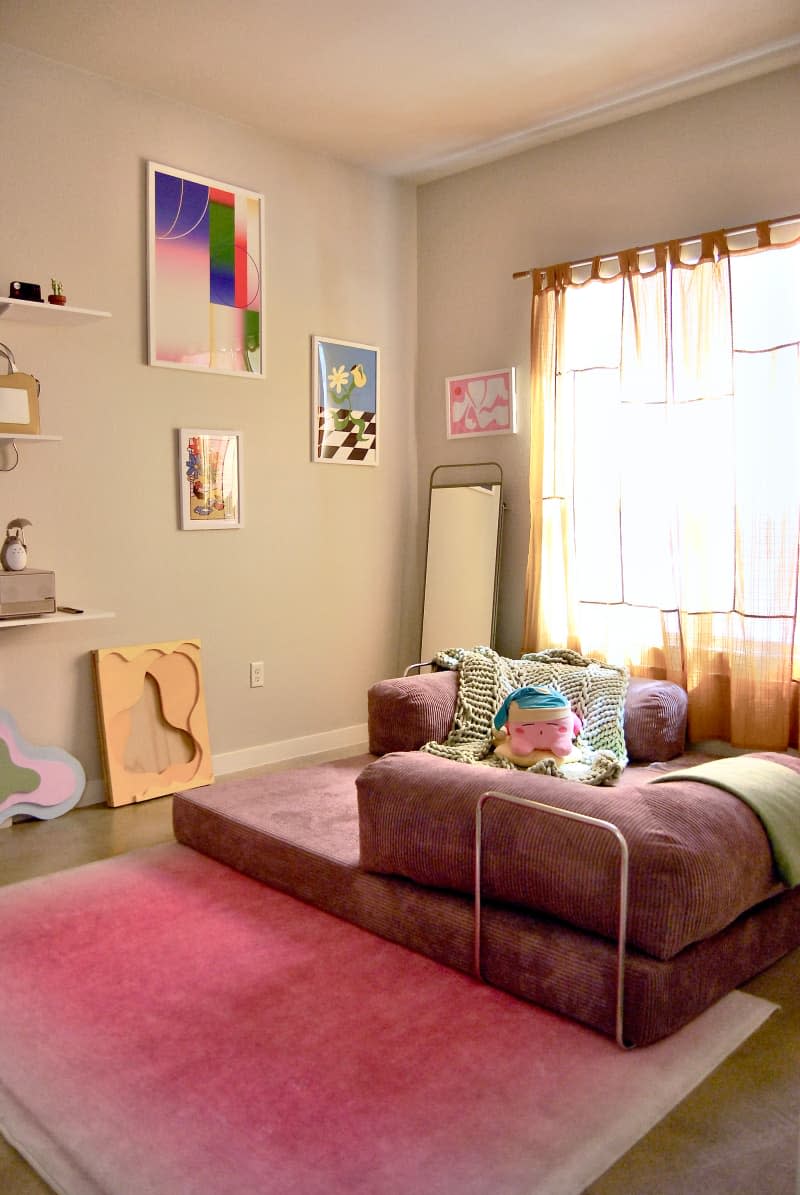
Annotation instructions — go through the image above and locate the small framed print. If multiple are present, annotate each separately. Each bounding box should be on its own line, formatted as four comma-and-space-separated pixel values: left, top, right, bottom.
178, 428, 242, 529
446, 368, 516, 439
312, 336, 379, 465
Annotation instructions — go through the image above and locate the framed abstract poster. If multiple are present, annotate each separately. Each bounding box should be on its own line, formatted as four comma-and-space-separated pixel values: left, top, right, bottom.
311, 336, 379, 465
178, 428, 242, 529
148, 162, 265, 377
445, 367, 517, 438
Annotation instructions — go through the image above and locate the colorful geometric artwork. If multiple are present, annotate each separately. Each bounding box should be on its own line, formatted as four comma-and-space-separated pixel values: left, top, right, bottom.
178, 428, 242, 529
446, 368, 517, 438
311, 336, 379, 465
147, 162, 264, 378
0, 708, 85, 824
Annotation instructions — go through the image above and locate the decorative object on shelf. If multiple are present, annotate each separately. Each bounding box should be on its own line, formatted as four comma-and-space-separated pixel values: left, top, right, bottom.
0, 567, 56, 617
311, 335, 379, 466
445, 367, 517, 439
8, 281, 42, 303
0, 517, 31, 571
48, 279, 66, 306
93, 639, 214, 806
0, 342, 40, 437
178, 428, 242, 529
147, 162, 264, 378
0, 708, 85, 824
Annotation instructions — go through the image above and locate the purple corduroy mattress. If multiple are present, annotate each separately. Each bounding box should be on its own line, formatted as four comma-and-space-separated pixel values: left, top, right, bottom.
172, 751, 800, 1046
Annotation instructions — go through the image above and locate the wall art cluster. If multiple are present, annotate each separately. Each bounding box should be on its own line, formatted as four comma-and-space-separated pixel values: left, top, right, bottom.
149, 164, 383, 507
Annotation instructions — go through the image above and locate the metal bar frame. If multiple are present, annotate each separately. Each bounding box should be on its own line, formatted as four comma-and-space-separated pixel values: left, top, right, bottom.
474, 790, 632, 1048
403, 660, 435, 677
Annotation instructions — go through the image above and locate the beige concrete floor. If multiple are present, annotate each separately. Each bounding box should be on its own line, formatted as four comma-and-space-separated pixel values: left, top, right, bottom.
1, 794, 798, 1194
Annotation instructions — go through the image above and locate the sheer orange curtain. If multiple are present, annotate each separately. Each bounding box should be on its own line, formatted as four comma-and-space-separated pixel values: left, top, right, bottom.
522, 217, 800, 749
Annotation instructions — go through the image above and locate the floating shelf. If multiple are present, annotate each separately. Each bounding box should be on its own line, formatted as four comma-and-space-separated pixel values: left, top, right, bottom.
0, 608, 115, 629
0, 297, 111, 326
0, 432, 62, 443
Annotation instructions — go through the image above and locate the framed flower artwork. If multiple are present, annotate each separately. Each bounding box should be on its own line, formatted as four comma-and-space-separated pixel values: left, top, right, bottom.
311, 336, 379, 465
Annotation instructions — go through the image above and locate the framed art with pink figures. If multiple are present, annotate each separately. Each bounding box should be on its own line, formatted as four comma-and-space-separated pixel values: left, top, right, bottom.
445, 367, 516, 439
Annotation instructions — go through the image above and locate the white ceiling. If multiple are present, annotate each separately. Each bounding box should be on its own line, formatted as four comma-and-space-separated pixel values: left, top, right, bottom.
4, 1, 800, 181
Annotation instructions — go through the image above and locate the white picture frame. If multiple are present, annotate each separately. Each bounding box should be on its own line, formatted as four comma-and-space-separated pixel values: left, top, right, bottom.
178, 428, 242, 530
148, 162, 265, 378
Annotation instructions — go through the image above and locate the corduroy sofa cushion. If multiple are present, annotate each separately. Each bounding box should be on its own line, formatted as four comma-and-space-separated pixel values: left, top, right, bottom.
356, 750, 792, 960
624, 678, 689, 761
367, 671, 687, 762
368, 671, 459, 754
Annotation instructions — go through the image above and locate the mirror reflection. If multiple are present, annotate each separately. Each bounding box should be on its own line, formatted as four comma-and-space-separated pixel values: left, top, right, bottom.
419, 463, 503, 662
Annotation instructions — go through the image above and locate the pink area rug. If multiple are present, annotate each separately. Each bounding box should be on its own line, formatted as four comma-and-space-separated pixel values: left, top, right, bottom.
0, 844, 776, 1195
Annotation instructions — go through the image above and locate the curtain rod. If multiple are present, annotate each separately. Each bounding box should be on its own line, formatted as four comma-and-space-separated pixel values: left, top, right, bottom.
512, 211, 800, 281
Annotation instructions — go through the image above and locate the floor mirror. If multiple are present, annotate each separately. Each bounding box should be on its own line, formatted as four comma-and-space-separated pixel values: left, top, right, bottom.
418, 462, 504, 664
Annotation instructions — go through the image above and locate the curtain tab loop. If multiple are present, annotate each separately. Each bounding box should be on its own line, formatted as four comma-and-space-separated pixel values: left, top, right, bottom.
533, 265, 559, 296
701, 231, 728, 263
756, 221, 771, 249
700, 233, 716, 263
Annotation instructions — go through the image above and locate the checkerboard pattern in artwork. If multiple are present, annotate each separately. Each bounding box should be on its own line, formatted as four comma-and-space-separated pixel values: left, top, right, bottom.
317, 410, 377, 464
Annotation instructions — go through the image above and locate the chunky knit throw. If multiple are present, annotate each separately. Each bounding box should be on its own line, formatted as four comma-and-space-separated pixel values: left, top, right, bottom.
421, 646, 629, 786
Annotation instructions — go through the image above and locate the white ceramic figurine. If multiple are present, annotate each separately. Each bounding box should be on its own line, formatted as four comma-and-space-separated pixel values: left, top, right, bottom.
0, 517, 31, 571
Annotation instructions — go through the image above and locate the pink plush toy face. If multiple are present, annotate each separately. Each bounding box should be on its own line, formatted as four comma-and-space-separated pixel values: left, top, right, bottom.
509, 717, 576, 758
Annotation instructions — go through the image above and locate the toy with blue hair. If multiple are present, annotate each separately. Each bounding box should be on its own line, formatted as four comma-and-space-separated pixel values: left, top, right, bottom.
492, 684, 582, 767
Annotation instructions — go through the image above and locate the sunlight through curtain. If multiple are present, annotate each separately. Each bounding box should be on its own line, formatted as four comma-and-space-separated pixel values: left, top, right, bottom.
522, 217, 800, 749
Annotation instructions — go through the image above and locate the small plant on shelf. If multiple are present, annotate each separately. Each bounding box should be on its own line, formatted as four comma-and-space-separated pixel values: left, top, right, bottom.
48, 279, 66, 306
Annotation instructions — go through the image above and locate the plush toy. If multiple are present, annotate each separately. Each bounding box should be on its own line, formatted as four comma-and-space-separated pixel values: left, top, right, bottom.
492, 685, 583, 767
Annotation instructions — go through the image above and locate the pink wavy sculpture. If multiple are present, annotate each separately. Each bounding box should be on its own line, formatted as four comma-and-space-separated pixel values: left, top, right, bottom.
0, 709, 85, 821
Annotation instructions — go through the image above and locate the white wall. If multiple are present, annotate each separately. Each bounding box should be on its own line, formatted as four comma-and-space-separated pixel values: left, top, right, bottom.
3, 49, 799, 809
0, 45, 419, 802
417, 65, 800, 658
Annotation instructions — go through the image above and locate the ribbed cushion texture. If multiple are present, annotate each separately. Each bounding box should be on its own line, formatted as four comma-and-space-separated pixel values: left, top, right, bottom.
356, 750, 793, 959
368, 671, 459, 754
174, 760, 800, 1046
625, 677, 689, 761
367, 671, 687, 762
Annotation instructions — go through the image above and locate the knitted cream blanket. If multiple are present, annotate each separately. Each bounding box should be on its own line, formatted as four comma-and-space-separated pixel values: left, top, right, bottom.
421, 646, 628, 786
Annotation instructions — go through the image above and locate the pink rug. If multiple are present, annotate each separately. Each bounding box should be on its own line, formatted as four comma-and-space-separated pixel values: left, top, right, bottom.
0, 844, 776, 1195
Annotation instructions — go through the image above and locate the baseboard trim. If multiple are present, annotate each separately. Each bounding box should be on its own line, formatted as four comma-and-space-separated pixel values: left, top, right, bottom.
212, 722, 370, 776
61, 723, 370, 814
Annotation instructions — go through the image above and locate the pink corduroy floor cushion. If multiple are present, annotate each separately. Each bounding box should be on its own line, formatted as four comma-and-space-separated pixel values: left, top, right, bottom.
173, 670, 800, 1046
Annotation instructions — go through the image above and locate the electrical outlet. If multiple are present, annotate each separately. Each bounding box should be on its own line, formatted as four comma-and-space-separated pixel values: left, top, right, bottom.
250, 660, 264, 688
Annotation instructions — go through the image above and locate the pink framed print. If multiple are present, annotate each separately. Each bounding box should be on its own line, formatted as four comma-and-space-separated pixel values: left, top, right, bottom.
446, 368, 516, 439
